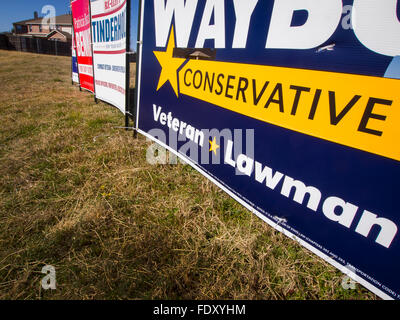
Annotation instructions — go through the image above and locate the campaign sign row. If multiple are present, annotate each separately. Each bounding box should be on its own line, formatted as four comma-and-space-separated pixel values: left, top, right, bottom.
71, 0, 127, 114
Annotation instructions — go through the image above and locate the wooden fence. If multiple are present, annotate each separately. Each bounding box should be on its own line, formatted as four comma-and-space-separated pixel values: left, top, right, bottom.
0, 34, 71, 56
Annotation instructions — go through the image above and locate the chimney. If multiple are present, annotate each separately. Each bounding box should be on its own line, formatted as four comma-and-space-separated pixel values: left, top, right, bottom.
34, 11, 38, 19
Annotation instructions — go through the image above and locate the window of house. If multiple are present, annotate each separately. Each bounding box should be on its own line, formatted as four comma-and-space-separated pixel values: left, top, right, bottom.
29, 25, 32, 32
39, 25, 42, 32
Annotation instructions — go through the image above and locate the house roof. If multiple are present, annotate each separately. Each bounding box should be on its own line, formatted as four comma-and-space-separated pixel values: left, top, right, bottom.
173, 48, 217, 60
47, 30, 72, 40
189, 51, 212, 58
14, 14, 72, 26
13, 17, 37, 25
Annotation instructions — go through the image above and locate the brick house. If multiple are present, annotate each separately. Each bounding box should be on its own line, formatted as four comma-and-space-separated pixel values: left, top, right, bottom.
13, 12, 73, 42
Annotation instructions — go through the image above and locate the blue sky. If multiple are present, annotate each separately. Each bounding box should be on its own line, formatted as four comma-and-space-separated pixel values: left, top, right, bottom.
0, 0, 139, 51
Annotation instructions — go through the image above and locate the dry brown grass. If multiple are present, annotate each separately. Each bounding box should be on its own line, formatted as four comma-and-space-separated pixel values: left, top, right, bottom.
0, 50, 377, 300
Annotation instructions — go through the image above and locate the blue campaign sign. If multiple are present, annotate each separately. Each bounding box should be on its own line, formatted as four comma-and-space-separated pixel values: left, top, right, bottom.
72, 26, 79, 84
136, 0, 400, 299
72, 54, 79, 84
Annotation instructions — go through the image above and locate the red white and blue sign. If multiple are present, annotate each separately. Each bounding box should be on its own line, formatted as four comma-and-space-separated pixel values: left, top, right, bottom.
71, 0, 95, 93
72, 25, 79, 84
91, 0, 128, 113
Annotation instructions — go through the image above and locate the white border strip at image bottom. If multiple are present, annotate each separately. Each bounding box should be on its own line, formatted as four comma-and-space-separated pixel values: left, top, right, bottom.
136, 128, 393, 301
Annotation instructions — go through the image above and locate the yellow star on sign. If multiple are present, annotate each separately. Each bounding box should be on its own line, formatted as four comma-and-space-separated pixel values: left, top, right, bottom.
209, 137, 220, 155
153, 26, 186, 97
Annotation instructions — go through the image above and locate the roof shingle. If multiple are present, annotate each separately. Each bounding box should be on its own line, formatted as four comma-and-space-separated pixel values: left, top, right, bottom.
14, 14, 72, 26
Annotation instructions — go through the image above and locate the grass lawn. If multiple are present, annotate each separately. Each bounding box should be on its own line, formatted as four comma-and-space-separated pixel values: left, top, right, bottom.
0, 50, 377, 300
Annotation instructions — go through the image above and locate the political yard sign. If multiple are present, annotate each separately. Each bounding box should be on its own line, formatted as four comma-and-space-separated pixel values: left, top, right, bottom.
90, 0, 128, 113
135, 0, 400, 299
71, 0, 95, 93
72, 25, 79, 84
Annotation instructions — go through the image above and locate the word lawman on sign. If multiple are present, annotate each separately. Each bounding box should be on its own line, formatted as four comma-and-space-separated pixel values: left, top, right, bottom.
135, 0, 400, 300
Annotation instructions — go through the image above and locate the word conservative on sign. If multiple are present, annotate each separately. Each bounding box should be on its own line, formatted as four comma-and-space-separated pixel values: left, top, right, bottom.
136, 0, 400, 300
